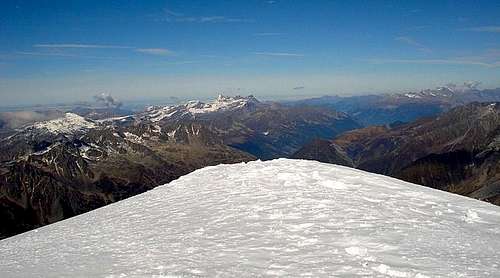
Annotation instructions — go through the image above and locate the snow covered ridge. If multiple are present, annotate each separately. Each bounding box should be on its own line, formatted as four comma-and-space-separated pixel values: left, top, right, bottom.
146, 94, 260, 122
27, 112, 97, 134
1, 159, 500, 277
399, 82, 482, 100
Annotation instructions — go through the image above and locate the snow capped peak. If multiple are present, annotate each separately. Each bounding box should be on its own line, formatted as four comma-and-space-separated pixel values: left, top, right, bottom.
400, 82, 483, 100
1, 159, 499, 277
187, 94, 260, 114
29, 112, 97, 134
216, 93, 226, 101
146, 95, 261, 122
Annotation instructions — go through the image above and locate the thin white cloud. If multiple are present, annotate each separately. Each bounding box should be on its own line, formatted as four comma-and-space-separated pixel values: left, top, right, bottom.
253, 32, 283, 36
156, 8, 253, 23
15, 51, 123, 60
254, 52, 304, 57
34, 44, 133, 49
366, 58, 500, 68
199, 54, 218, 58
16, 51, 78, 57
199, 16, 252, 23
395, 36, 432, 53
135, 48, 173, 56
30, 44, 174, 57
461, 26, 500, 33
163, 8, 184, 17
164, 60, 201, 65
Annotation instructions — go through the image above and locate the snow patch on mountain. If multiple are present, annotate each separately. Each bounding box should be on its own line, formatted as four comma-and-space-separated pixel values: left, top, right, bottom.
28, 113, 97, 134
1, 159, 499, 277
123, 131, 144, 144
32, 142, 61, 156
186, 94, 259, 114
399, 82, 483, 100
146, 95, 260, 122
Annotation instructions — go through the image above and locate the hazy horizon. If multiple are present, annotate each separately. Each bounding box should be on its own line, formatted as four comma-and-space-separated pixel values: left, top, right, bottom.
1, 0, 500, 106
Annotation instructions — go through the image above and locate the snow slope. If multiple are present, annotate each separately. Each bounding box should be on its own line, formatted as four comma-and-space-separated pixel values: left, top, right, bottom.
1, 159, 500, 277
28, 112, 97, 134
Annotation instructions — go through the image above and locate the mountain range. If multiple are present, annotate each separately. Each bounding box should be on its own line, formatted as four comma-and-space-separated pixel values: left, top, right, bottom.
288, 84, 500, 126
0, 95, 360, 239
2, 87, 500, 239
137, 94, 361, 159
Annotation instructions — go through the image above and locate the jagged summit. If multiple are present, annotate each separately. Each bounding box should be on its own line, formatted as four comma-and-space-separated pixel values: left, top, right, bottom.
144, 95, 261, 122
1, 159, 499, 277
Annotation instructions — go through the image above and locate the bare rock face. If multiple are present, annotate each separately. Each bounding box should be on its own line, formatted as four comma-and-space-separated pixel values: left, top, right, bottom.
293, 102, 500, 205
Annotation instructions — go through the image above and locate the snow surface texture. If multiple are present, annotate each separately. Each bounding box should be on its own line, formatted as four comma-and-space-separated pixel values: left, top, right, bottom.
1, 159, 500, 277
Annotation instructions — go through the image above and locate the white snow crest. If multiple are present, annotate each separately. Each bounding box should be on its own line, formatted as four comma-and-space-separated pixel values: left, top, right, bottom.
1, 159, 500, 277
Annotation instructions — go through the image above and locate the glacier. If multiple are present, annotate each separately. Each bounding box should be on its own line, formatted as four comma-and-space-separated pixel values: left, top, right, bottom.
1, 159, 500, 277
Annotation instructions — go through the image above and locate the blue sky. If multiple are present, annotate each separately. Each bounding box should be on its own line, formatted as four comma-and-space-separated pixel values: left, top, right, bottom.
1, 0, 500, 105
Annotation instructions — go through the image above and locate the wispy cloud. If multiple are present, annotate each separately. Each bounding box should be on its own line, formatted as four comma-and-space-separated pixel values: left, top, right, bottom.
253, 32, 283, 36
157, 8, 253, 23
199, 54, 218, 58
200, 16, 252, 23
164, 60, 201, 65
34, 44, 133, 49
406, 25, 429, 31
135, 48, 173, 56
16, 51, 78, 57
395, 36, 432, 53
254, 52, 304, 57
31, 44, 174, 57
163, 9, 183, 17
461, 26, 500, 33
366, 58, 500, 68
16, 51, 122, 60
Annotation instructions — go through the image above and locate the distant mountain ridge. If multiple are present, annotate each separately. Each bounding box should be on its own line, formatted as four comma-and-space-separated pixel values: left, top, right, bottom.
287, 84, 500, 126
132, 95, 361, 159
142, 94, 261, 122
